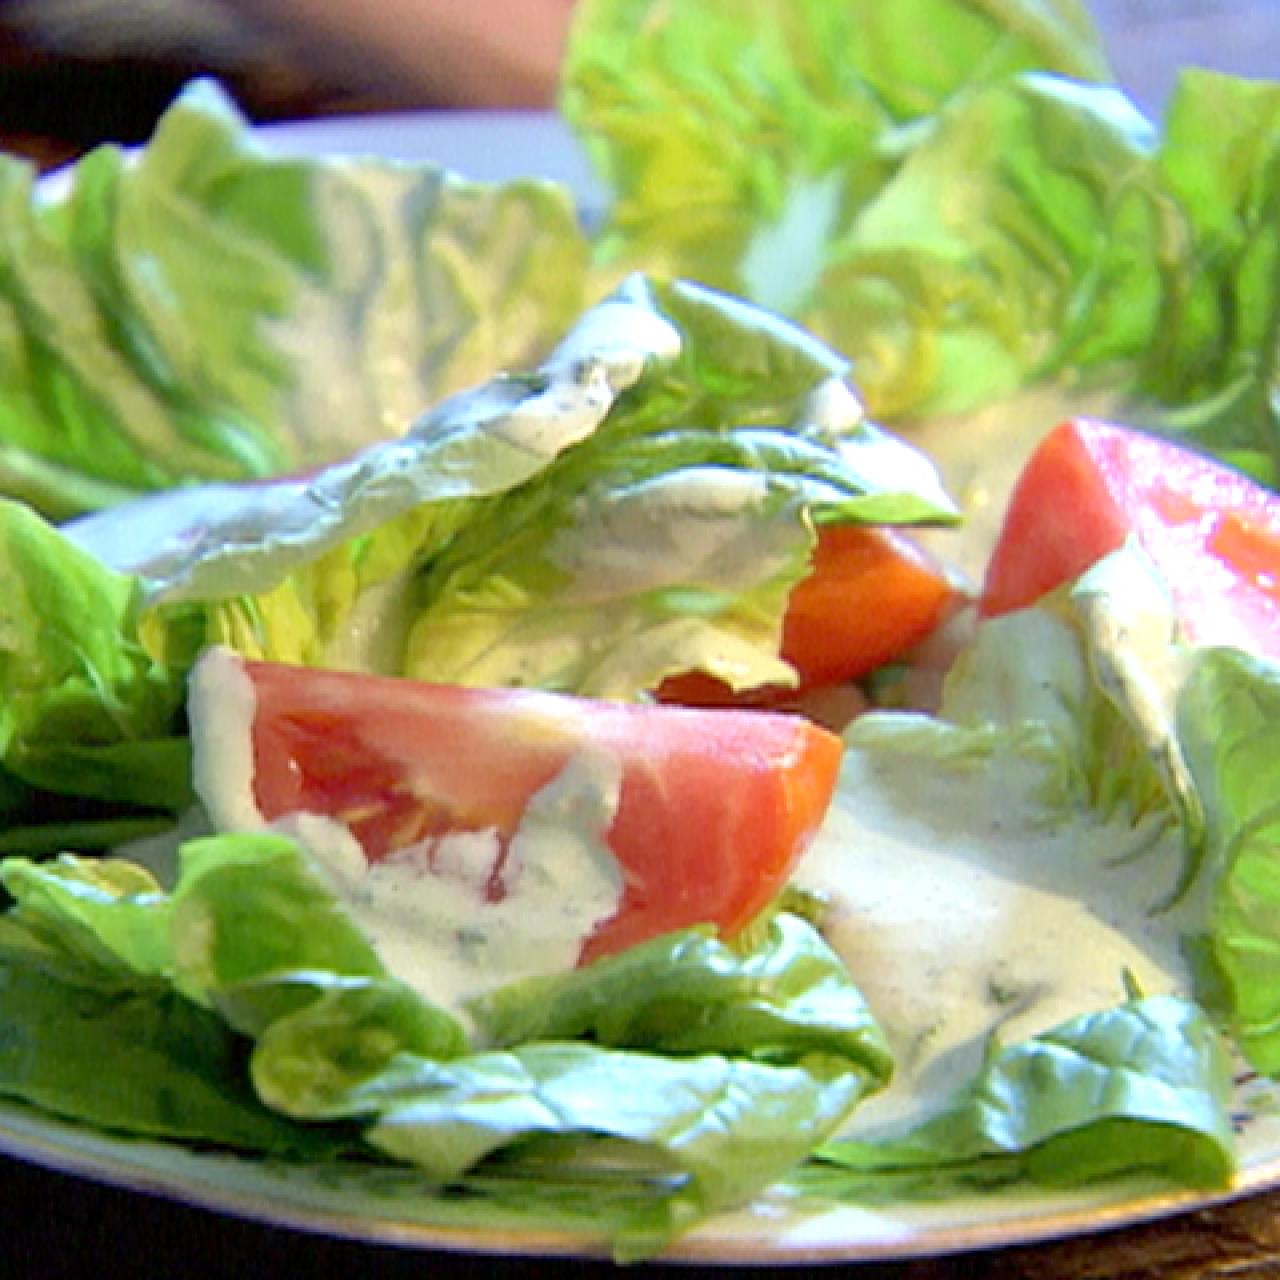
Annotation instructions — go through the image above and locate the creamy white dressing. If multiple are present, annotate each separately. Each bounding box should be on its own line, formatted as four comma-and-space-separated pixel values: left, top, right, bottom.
802, 377, 867, 437
275, 749, 625, 1028
794, 736, 1203, 1136
547, 467, 793, 600
188, 647, 265, 832
778, 394, 1194, 1134
320, 566, 418, 672
1075, 545, 1193, 735
542, 295, 682, 389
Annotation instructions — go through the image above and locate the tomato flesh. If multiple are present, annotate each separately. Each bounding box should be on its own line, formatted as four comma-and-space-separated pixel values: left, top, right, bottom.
782, 525, 958, 686
660, 524, 958, 708
980, 418, 1280, 659
241, 660, 843, 963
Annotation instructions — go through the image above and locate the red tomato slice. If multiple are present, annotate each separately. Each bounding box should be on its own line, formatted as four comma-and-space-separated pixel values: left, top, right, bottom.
659, 524, 959, 707
980, 418, 1280, 658
226, 658, 842, 964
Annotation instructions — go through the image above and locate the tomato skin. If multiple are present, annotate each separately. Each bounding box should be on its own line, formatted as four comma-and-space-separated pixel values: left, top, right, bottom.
980, 418, 1280, 657
659, 525, 958, 709
239, 660, 843, 964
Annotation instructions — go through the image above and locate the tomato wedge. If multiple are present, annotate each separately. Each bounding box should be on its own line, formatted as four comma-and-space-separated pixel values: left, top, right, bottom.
980, 418, 1280, 659
660, 524, 958, 707
194, 652, 843, 964
782, 525, 959, 685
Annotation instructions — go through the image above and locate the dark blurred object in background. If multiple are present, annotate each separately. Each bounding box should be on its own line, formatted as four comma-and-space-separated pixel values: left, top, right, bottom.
0, 0, 1276, 172
0, 0, 323, 168
0, 0, 575, 169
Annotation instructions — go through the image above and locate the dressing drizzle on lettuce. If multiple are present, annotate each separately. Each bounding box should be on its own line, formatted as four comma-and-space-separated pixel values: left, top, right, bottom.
68, 274, 957, 700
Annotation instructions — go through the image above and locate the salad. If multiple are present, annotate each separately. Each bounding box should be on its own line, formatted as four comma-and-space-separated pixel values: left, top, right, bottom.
1, 0, 1279, 1263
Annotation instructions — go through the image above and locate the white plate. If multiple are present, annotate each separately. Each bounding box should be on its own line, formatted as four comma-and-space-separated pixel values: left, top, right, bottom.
2, 1078, 1278, 1265
15, 109, 1280, 1267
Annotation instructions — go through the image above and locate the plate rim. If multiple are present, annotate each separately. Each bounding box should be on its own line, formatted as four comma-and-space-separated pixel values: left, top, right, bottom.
0, 1083, 1276, 1265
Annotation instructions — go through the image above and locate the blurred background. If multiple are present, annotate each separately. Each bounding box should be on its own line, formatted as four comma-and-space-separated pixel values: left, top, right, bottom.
0, 0, 1276, 170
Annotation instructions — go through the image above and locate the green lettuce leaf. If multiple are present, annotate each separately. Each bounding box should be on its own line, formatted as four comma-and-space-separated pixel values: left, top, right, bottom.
562, 4, 1280, 474
1178, 648, 1280, 1074
69, 275, 956, 699
0, 260, 957, 845
470, 913, 893, 1068
1133, 73, 1280, 481
0, 854, 351, 1153
561, 0, 1110, 311
0, 80, 589, 519
367, 1043, 862, 1261
393, 277, 957, 695
802, 994, 1235, 1200
936, 547, 1195, 845
0, 498, 189, 850
0, 832, 892, 1260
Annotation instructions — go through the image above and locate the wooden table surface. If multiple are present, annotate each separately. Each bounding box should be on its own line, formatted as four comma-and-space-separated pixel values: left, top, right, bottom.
0, 3, 1278, 1277
2, 1141, 1279, 1279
